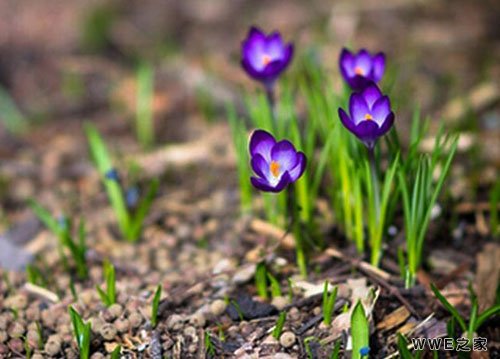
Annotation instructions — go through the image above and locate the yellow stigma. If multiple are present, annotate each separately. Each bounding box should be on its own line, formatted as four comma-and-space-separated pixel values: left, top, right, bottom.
354, 66, 364, 75
270, 161, 281, 177
364, 113, 373, 120
262, 55, 271, 66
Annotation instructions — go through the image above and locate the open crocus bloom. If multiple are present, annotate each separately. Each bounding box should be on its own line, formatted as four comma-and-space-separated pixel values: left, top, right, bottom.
249, 130, 306, 192
338, 83, 395, 149
241, 27, 294, 87
339, 48, 385, 91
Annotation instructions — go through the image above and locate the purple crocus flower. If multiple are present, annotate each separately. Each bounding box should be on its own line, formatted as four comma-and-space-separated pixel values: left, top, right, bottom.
339, 48, 385, 91
249, 130, 306, 193
241, 27, 294, 88
338, 83, 394, 149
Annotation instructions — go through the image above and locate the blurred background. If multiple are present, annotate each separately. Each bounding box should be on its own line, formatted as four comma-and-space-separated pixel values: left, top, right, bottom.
0, 0, 498, 230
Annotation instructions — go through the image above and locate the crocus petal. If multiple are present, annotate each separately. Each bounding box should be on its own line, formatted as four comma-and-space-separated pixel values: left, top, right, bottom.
241, 58, 265, 81
355, 49, 373, 74
250, 176, 276, 192
371, 96, 391, 125
271, 140, 298, 171
249, 130, 275, 162
349, 93, 370, 125
353, 120, 380, 143
288, 152, 307, 181
349, 76, 370, 91
247, 26, 266, 42
376, 112, 395, 137
273, 172, 292, 192
266, 32, 285, 58
371, 53, 385, 82
251, 153, 270, 180
338, 108, 357, 134
242, 39, 266, 71
362, 84, 383, 108
251, 173, 291, 193
339, 48, 355, 78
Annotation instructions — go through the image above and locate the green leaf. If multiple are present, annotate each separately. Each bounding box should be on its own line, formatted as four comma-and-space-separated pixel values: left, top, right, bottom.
110, 345, 121, 359
322, 282, 338, 326
151, 284, 162, 328
267, 272, 282, 298
85, 123, 130, 236
104, 261, 116, 306
272, 311, 286, 339
255, 263, 268, 300
397, 333, 418, 359
28, 199, 63, 236
128, 178, 159, 241
136, 61, 154, 148
430, 283, 467, 332
330, 340, 341, 359
475, 304, 500, 330
351, 301, 369, 359
69, 306, 91, 358
96, 285, 110, 307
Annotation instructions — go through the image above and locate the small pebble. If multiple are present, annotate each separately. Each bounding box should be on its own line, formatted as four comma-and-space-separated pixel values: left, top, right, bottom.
183, 326, 197, 338
312, 306, 321, 316
262, 334, 279, 345
65, 347, 79, 359
233, 264, 256, 284
31, 354, 44, 359
108, 304, 123, 319
239, 321, 253, 337
274, 354, 294, 359
44, 335, 62, 356
114, 318, 130, 333
90, 353, 105, 359
89, 317, 105, 334
210, 299, 227, 316
279, 331, 296, 348
8, 338, 24, 352
166, 314, 184, 331
271, 296, 288, 311
41, 310, 56, 328
0, 315, 10, 330
227, 325, 239, 337
80, 291, 94, 306
128, 312, 143, 328
189, 312, 206, 327
26, 306, 40, 321
288, 307, 300, 321
26, 330, 41, 348
99, 323, 117, 341
8, 322, 24, 338
0, 331, 7, 343
5, 294, 28, 310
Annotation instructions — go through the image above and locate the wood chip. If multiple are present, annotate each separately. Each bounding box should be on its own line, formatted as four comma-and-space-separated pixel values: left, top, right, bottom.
24, 283, 59, 303
475, 243, 500, 311
250, 219, 295, 249
376, 306, 410, 331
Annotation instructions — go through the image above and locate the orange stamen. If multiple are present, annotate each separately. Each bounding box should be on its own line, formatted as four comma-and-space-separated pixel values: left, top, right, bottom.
354, 66, 364, 75
364, 113, 373, 121
270, 161, 280, 177
262, 55, 271, 66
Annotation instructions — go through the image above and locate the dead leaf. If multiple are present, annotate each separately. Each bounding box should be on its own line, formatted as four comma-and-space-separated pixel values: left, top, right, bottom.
376, 306, 410, 332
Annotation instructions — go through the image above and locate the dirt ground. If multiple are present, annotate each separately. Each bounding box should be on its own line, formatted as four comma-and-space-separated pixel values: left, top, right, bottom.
0, 0, 498, 358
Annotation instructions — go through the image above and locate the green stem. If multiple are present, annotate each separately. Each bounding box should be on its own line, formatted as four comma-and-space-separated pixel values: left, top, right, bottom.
287, 185, 307, 278
368, 147, 382, 266
368, 147, 380, 217
265, 83, 277, 131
